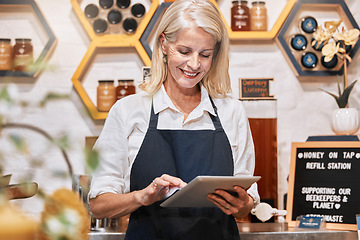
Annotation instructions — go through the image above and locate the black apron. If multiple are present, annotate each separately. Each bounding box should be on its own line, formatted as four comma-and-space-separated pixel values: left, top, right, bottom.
125, 98, 240, 240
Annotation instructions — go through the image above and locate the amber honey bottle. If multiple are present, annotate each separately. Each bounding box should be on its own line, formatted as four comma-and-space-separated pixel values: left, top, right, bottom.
13, 38, 33, 71
0, 38, 12, 71
250, 1, 267, 31
97, 80, 117, 112
116, 79, 136, 100
231, 0, 250, 31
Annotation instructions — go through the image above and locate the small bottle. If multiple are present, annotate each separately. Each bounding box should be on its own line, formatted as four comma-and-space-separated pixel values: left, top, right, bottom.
99, 0, 113, 9
116, 79, 136, 100
116, 0, 131, 9
108, 9, 122, 24
250, 1, 267, 31
84, 4, 99, 19
97, 80, 116, 112
107, 9, 122, 34
93, 18, 108, 34
131, 3, 145, 18
301, 52, 318, 69
123, 18, 137, 34
231, 0, 250, 31
13, 38, 33, 71
0, 38, 13, 71
321, 55, 338, 69
290, 34, 307, 51
300, 16, 318, 34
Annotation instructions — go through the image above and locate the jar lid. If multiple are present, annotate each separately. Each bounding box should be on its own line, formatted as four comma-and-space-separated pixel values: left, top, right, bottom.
116, 0, 131, 9
290, 34, 308, 51
300, 16, 318, 34
84, 4, 99, 19
123, 18, 138, 33
108, 9, 122, 24
0, 38, 11, 42
118, 79, 134, 82
99, 80, 114, 83
252, 1, 265, 4
301, 52, 318, 69
232, 0, 248, 3
15, 38, 32, 42
321, 55, 338, 69
99, 0, 113, 9
93, 19, 108, 34
131, 3, 146, 18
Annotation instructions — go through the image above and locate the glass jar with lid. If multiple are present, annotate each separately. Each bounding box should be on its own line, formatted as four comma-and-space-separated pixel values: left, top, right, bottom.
97, 80, 117, 112
231, 0, 250, 31
116, 79, 136, 100
250, 1, 267, 31
13, 38, 33, 71
0, 38, 13, 71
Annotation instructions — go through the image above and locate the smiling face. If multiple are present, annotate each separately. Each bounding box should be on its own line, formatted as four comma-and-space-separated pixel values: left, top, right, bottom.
160, 24, 215, 94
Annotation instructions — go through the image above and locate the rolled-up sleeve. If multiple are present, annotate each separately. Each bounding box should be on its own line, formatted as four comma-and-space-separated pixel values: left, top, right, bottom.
218, 98, 260, 206
88, 101, 129, 199
235, 102, 260, 206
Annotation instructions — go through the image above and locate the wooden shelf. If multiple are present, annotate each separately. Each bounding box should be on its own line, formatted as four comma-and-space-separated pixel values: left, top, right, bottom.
70, 0, 159, 119
70, 0, 159, 42
210, 0, 297, 40
276, 0, 360, 77
70, 0, 299, 119
71, 39, 150, 120
0, 0, 57, 78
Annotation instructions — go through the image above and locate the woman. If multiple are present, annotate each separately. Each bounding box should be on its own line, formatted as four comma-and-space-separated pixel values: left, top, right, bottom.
89, 0, 259, 239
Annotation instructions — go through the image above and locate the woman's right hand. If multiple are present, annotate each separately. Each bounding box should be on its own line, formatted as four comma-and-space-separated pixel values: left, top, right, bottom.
135, 174, 187, 206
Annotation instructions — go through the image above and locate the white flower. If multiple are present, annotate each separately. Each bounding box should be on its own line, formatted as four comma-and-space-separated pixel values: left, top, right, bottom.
44, 208, 81, 240
322, 42, 340, 62
45, 216, 65, 237
334, 28, 360, 45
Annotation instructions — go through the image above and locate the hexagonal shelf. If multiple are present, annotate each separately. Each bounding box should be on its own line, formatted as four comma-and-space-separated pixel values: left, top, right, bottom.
71, 0, 159, 42
276, 0, 360, 77
0, 0, 57, 78
71, 39, 150, 120
140, 2, 171, 59
210, 0, 297, 40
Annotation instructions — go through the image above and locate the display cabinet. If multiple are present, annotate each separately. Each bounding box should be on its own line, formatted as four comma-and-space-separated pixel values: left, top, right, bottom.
276, 0, 359, 77
0, 0, 57, 78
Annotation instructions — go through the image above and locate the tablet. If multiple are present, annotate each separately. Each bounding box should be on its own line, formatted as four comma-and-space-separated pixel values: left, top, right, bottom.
160, 175, 261, 208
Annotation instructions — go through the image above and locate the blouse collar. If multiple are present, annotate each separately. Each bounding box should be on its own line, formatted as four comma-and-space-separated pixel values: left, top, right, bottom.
152, 84, 217, 118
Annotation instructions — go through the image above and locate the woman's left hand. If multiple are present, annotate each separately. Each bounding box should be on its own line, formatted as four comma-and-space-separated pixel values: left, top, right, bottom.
207, 185, 254, 218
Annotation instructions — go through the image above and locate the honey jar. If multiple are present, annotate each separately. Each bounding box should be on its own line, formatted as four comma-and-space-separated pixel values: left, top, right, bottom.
13, 38, 33, 71
250, 1, 267, 31
97, 80, 117, 112
231, 0, 250, 31
0, 38, 12, 71
116, 79, 136, 100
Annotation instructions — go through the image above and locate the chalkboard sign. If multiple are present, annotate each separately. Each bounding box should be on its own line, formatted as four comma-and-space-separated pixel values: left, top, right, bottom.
287, 142, 360, 230
239, 78, 273, 99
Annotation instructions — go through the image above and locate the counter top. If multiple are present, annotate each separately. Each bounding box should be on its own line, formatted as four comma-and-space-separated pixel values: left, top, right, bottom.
89, 229, 358, 240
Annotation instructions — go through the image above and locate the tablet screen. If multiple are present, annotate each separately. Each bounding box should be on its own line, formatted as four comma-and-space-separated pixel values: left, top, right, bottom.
160, 175, 260, 207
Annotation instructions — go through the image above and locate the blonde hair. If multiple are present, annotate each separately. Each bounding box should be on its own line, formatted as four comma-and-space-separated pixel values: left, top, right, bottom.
139, 0, 231, 98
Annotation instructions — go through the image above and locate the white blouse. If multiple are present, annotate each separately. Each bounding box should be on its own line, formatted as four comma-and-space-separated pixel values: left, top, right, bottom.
89, 85, 260, 204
